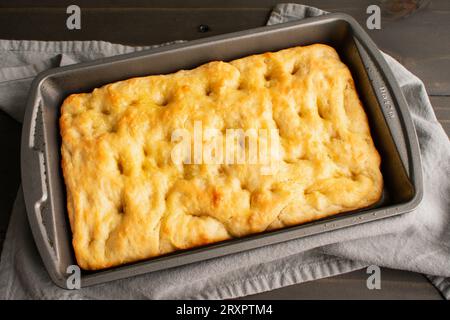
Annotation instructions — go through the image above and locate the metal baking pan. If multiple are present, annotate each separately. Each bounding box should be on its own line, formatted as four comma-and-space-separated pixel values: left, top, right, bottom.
21, 13, 423, 288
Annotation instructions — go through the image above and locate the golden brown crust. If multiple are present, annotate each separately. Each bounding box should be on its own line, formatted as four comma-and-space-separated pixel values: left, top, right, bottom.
60, 44, 382, 270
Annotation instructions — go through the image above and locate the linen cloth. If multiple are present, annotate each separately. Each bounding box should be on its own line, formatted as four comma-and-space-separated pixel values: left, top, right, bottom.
0, 4, 449, 299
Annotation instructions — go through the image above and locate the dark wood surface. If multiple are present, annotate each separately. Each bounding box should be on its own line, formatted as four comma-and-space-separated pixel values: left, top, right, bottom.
0, 0, 448, 299
241, 268, 443, 300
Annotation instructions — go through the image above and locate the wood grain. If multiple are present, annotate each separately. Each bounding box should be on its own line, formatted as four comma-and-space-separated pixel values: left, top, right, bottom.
0, 0, 448, 298
0, 1, 449, 95
431, 96, 450, 136
241, 268, 444, 300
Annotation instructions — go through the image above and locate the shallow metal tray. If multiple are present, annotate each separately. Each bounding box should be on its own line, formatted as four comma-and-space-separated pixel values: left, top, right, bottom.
21, 13, 423, 288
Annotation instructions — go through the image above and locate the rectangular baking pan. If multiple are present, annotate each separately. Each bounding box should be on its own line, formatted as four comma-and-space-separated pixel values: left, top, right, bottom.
21, 13, 423, 288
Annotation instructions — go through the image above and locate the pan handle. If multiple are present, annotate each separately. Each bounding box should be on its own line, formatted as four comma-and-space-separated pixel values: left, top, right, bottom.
21, 96, 65, 287
341, 14, 423, 194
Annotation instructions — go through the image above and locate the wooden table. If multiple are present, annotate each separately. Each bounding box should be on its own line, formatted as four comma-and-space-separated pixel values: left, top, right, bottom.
0, 0, 448, 299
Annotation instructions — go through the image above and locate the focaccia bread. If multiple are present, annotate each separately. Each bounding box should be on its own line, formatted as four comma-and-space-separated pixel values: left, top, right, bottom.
60, 44, 382, 270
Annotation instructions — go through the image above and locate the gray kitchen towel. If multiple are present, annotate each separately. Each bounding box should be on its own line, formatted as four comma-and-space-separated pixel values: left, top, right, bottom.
0, 4, 449, 299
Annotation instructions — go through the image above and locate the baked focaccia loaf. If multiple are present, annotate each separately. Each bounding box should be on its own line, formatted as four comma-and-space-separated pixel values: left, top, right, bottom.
60, 44, 382, 270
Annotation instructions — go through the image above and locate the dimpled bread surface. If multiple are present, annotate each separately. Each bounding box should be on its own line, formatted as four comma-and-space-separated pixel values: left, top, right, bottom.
60, 44, 382, 270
